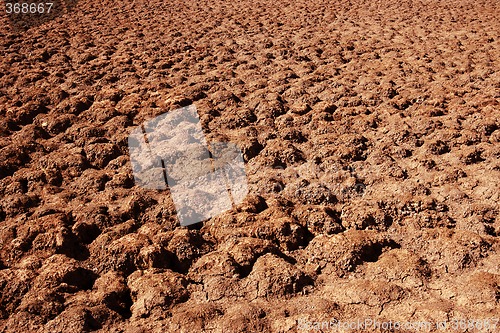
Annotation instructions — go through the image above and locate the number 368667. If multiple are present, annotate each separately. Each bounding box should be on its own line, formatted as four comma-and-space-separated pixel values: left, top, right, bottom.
5, 2, 54, 14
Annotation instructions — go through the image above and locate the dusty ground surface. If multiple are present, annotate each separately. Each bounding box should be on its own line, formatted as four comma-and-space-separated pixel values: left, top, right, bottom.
0, 0, 499, 332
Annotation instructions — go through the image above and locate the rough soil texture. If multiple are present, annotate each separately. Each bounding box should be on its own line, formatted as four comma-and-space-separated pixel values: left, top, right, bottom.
0, 0, 499, 332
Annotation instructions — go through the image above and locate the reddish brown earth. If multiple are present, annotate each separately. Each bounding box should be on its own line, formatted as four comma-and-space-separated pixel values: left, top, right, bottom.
0, 0, 499, 332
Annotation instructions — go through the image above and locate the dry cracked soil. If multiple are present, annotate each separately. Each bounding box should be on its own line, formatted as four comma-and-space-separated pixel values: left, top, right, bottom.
0, 0, 499, 332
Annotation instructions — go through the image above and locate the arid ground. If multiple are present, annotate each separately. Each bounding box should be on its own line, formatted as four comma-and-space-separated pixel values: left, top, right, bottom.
0, 0, 499, 332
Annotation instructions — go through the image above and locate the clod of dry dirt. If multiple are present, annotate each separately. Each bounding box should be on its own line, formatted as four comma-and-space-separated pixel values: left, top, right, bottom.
0, 0, 499, 332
